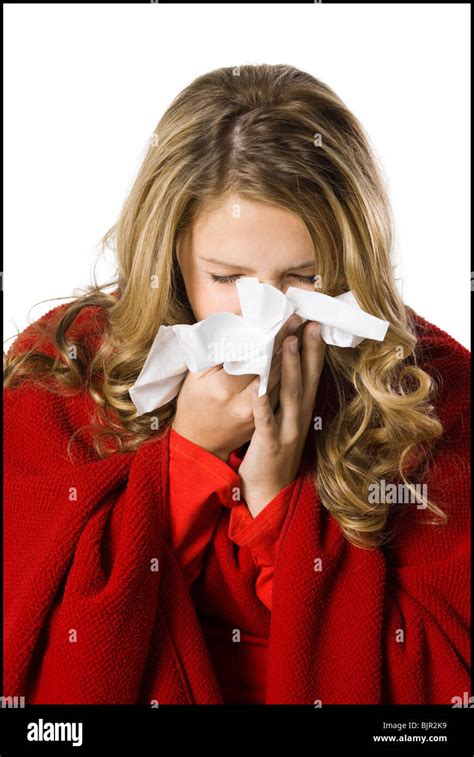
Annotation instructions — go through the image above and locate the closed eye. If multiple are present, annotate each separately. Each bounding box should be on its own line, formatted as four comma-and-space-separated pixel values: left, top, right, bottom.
210, 273, 316, 284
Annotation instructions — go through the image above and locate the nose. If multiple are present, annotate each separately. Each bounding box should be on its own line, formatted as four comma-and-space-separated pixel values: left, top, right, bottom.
255, 276, 286, 291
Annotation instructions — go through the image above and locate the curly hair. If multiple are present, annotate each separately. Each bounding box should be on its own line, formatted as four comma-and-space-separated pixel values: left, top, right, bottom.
3, 63, 447, 549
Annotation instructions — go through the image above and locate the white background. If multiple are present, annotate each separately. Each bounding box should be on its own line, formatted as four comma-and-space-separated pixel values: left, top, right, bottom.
4, 3, 470, 349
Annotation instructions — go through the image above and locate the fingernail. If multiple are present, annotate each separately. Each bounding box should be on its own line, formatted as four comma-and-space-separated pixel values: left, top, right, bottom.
289, 338, 298, 353
288, 315, 303, 333
311, 324, 320, 339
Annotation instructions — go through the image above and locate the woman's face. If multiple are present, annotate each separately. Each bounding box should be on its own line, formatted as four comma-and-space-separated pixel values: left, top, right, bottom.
176, 193, 317, 321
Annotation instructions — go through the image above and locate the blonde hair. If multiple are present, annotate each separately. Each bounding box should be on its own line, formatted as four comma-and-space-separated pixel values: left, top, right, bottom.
4, 63, 446, 548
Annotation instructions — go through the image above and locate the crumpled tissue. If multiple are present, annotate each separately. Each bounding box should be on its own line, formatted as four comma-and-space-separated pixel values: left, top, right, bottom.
129, 276, 389, 415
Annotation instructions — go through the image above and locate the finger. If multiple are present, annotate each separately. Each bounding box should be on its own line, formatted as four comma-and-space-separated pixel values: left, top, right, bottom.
202, 346, 268, 395
250, 378, 279, 440
253, 331, 297, 399
240, 367, 280, 410
300, 321, 326, 420
272, 313, 304, 357
278, 334, 303, 443
269, 327, 303, 391
240, 337, 286, 402
268, 380, 281, 413
220, 331, 290, 397
194, 361, 252, 386
199, 314, 304, 396
267, 350, 283, 392
211, 364, 260, 395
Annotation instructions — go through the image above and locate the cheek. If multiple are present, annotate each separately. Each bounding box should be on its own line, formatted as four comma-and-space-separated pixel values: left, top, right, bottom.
187, 277, 242, 321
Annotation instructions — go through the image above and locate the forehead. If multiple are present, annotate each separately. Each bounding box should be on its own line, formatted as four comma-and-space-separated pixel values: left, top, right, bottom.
187, 195, 314, 268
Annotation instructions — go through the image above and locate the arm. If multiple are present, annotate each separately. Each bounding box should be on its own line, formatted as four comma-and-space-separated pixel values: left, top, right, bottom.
167, 428, 242, 589
4, 380, 169, 704
382, 390, 470, 704
228, 481, 295, 611
168, 428, 294, 610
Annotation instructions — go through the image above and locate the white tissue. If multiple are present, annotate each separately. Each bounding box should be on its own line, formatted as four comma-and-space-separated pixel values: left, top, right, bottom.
129, 276, 389, 415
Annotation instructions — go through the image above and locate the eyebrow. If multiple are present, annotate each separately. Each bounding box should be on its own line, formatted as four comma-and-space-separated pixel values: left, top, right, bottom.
197, 256, 316, 271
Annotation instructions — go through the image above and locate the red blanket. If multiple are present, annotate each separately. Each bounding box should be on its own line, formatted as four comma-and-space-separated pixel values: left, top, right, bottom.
3, 304, 471, 704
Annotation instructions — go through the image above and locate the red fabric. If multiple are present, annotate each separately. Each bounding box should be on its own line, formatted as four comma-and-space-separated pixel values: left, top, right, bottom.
3, 302, 471, 704
168, 426, 295, 703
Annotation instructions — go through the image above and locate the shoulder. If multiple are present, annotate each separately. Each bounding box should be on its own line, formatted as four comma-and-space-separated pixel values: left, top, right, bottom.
4, 300, 112, 463
5, 299, 110, 362
408, 308, 470, 435
383, 309, 470, 568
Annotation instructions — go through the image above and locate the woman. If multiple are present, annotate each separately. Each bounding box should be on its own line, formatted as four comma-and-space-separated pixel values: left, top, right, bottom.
3, 63, 470, 705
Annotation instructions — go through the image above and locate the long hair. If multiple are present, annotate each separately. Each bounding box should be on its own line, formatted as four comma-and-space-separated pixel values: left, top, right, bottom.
4, 63, 446, 548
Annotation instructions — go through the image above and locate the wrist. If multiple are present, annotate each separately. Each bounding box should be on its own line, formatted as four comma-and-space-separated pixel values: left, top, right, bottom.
170, 423, 231, 464
241, 484, 284, 518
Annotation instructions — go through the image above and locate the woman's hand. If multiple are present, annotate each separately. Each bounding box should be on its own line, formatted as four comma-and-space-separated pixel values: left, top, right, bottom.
171, 314, 305, 462
237, 320, 326, 517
